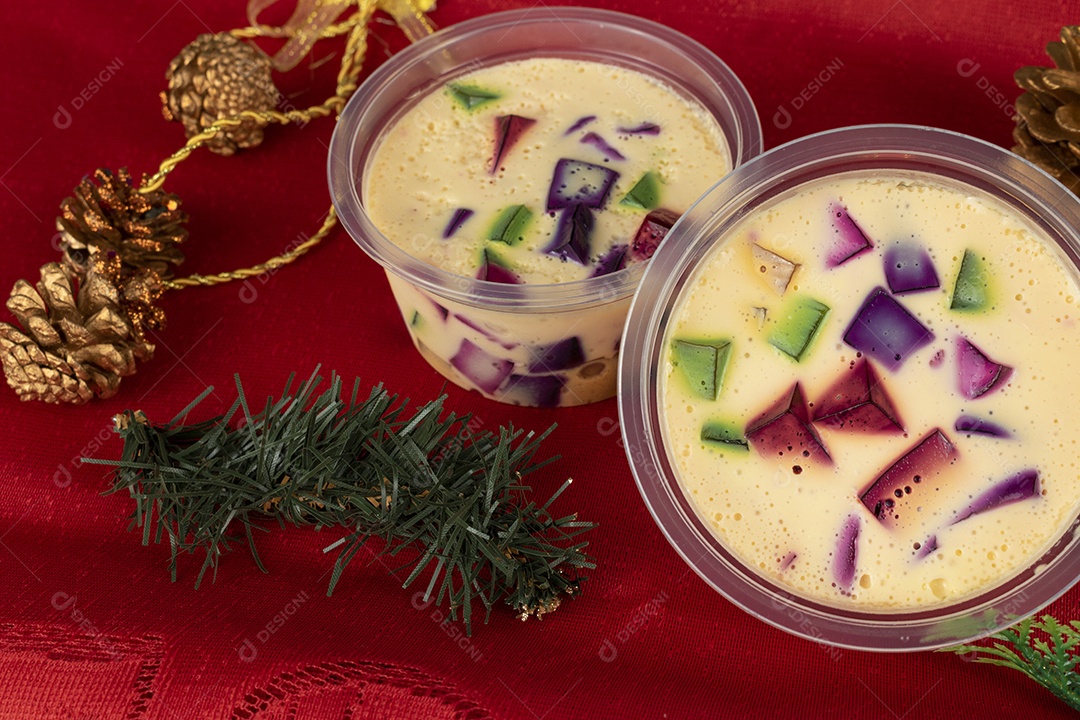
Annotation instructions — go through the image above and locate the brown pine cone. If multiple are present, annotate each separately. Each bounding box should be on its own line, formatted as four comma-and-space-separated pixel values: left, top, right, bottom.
57, 168, 187, 280
0, 257, 158, 404
1013, 26, 1080, 194
162, 32, 279, 156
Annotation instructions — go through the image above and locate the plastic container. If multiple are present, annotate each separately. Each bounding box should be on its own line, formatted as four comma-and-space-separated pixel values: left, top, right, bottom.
328, 7, 760, 407
619, 124, 1080, 650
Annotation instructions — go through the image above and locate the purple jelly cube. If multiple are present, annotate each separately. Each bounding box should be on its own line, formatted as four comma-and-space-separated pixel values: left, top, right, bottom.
545, 204, 593, 265
547, 159, 620, 211
779, 551, 797, 571
528, 337, 585, 373
746, 383, 832, 469
476, 249, 520, 284
952, 469, 1040, 525
498, 374, 564, 408
915, 535, 938, 560
580, 132, 626, 161
813, 359, 904, 433
834, 514, 860, 590
860, 429, 958, 529
843, 287, 934, 372
449, 339, 513, 394
442, 208, 474, 239
954, 415, 1010, 438
629, 208, 680, 262
883, 242, 940, 294
490, 115, 536, 174
564, 115, 596, 135
591, 243, 628, 277
827, 203, 874, 267
618, 122, 661, 136
956, 336, 1013, 399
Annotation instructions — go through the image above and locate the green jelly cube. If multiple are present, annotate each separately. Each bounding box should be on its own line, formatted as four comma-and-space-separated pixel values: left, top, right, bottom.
447, 83, 501, 110
621, 171, 661, 210
950, 249, 989, 311
769, 296, 830, 361
488, 205, 533, 245
672, 338, 732, 400
410, 310, 422, 328
701, 420, 749, 451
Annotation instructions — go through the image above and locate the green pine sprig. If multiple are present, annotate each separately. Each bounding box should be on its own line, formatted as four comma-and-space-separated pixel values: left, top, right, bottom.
86, 369, 596, 634
945, 614, 1080, 711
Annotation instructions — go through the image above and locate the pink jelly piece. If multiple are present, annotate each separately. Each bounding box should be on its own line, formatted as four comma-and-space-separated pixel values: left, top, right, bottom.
547, 159, 620, 211
952, 469, 1040, 525
842, 287, 934, 372
564, 115, 596, 135
449, 339, 513, 394
442, 208, 474, 239
929, 349, 945, 368
834, 514, 860, 590
827, 203, 874, 268
860, 429, 958, 529
954, 415, 1010, 438
618, 122, 661, 135
813, 359, 904, 433
490, 114, 536, 174
476, 251, 520, 284
779, 552, 797, 571
591, 243, 628, 277
629, 208, 680, 262
580, 132, 626, 161
545, 203, 593, 264
746, 383, 832, 468
884, 242, 940, 294
956, 336, 1013, 399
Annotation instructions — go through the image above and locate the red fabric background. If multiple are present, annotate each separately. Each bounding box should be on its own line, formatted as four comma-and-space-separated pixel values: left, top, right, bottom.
0, 1, 1076, 718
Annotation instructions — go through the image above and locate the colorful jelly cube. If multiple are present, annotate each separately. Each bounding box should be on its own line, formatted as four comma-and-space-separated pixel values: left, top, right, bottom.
581, 132, 626, 161
488, 205, 533, 246
621, 172, 661, 210
834, 514, 860, 590
547, 159, 620, 211
447, 83, 501, 110
860, 429, 958, 529
629, 208, 679, 262
951, 469, 1040, 525
954, 415, 1010, 438
546, 204, 594, 264
883, 242, 940, 294
813, 359, 904, 433
490, 114, 536, 174
768, 296, 830, 361
564, 115, 596, 135
700, 419, 749, 451
449, 339, 513, 394
827, 203, 873, 267
672, 338, 732, 401
477, 248, 520, 284
746, 383, 832, 467
751, 244, 799, 296
529, 336, 585, 373
591, 244, 629, 277
618, 122, 661, 135
443, 208, 474, 239
499, 374, 565, 408
950, 250, 990, 311
956, 336, 1013, 399
842, 287, 933, 372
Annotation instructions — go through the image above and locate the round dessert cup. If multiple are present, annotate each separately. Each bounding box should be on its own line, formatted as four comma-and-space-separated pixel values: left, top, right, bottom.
328, 7, 760, 407
619, 124, 1080, 651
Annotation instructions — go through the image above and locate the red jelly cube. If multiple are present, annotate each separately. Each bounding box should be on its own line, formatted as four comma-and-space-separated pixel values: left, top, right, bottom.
490, 114, 536, 174
813, 359, 904, 433
860, 429, 958, 529
956, 336, 1013, 399
746, 383, 832, 468
629, 208, 680, 262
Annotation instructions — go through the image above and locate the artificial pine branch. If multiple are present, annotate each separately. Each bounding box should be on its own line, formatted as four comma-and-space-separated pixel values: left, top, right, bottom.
945, 615, 1080, 711
87, 369, 596, 633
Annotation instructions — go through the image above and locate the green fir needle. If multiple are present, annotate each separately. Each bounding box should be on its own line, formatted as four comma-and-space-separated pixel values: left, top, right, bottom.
87, 369, 596, 634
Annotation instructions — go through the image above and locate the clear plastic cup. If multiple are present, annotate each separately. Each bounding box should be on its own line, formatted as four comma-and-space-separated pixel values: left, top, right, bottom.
328, 7, 761, 407
619, 124, 1080, 650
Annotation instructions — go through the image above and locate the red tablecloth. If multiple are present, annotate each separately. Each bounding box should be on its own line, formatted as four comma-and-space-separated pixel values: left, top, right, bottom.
0, 1, 1076, 718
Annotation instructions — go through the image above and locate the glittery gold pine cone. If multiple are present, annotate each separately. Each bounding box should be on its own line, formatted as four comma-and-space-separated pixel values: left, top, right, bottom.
1013, 26, 1080, 194
162, 32, 279, 156
57, 167, 187, 280
0, 254, 161, 404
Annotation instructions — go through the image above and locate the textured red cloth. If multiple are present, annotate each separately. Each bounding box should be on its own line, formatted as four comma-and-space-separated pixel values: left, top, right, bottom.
0, 1, 1076, 718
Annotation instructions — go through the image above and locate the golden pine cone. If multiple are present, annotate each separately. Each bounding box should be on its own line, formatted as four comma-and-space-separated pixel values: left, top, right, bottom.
162, 33, 279, 156
0, 256, 159, 404
1013, 26, 1080, 194
57, 168, 187, 280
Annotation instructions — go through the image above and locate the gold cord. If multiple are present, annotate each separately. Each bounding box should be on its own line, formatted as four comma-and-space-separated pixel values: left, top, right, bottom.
140, 0, 381, 290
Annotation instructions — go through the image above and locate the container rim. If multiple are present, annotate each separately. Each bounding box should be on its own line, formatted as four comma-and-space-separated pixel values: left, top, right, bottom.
327, 5, 762, 311
618, 123, 1080, 651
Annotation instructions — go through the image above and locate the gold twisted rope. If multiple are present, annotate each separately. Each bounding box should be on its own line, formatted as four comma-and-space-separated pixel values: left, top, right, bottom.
140, 0, 382, 291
